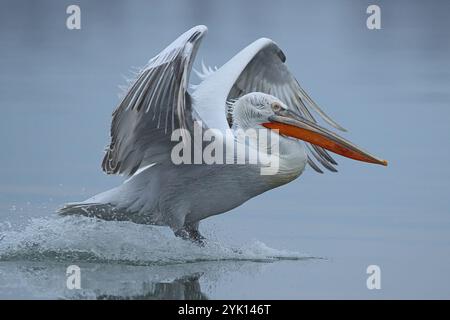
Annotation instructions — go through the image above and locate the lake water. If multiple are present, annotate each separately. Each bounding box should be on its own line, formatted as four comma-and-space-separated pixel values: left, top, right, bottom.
1, 0, 449, 299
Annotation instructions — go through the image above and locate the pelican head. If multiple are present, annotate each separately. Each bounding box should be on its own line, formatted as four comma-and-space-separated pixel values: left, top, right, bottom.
230, 92, 286, 130
231, 92, 388, 166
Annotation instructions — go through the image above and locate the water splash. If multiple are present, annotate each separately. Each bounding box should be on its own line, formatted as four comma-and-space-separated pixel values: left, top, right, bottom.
0, 216, 311, 266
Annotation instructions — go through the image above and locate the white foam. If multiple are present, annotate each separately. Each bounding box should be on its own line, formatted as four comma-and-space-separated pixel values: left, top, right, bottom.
0, 215, 309, 266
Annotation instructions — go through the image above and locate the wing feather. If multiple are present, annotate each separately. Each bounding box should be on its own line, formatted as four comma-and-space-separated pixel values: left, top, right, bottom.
102, 26, 207, 176
224, 40, 345, 172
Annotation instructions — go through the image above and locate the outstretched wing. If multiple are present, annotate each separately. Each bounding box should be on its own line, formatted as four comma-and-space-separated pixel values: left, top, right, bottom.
102, 25, 207, 176
195, 38, 346, 173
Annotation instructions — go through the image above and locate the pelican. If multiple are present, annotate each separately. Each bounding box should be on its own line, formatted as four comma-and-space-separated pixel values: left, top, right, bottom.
59, 25, 387, 243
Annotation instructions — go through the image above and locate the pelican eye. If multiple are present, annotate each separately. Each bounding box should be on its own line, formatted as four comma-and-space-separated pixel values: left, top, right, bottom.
271, 102, 282, 112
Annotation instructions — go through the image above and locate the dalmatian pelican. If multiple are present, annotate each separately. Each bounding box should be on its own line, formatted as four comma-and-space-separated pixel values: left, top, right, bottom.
59, 25, 387, 243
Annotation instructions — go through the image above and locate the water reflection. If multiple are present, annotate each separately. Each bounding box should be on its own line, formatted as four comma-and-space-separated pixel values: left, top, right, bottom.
0, 260, 266, 299
96, 274, 207, 300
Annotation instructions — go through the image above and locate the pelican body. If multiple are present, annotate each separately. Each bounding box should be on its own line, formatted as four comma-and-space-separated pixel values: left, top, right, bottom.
60, 26, 386, 242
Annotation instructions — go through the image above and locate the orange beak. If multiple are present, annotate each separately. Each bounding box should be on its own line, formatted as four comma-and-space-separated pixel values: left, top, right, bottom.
263, 115, 387, 166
